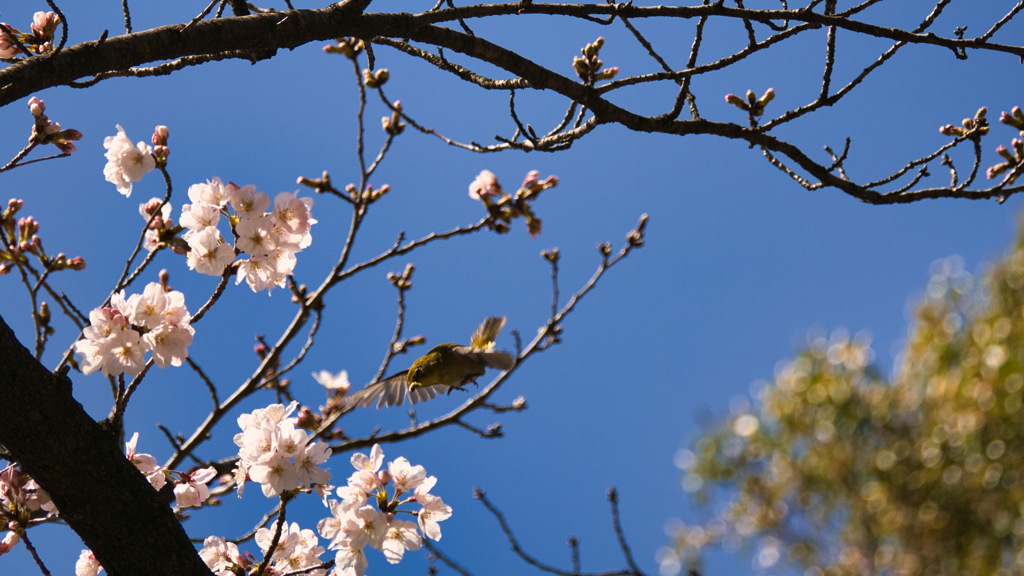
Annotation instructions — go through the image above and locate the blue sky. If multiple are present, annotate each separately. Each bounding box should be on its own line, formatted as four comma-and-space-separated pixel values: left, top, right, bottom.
3, 1, 1024, 576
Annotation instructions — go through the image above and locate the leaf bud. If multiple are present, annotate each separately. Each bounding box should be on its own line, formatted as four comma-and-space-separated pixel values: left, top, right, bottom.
541, 247, 560, 263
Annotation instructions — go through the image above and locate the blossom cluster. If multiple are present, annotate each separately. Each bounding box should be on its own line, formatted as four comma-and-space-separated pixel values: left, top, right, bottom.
233, 402, 332, 499
572, 36, 619, 86
26, 97, 82, 154
0, 465, 55, 559
201, 523, 329, 576
139, 198, 175, 253
0, 11, 60, 59
469, 169, 558, 237
0, 197, 86, 277
180, 176, 316, 294
318, 444, 452, 575
125, 432, 217, 510
73, 282, 193, 377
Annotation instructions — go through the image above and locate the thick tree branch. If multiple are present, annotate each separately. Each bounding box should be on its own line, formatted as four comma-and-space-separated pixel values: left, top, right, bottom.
0, 315, 212, 576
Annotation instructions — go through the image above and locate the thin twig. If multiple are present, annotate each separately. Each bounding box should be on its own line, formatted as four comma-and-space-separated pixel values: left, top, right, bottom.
607, 488, 643, 576
474, 488, 635, 576
19, 530, 52, 576
186, 357, 220, 408
121, 0, 132, 33
255, 495, 290, 576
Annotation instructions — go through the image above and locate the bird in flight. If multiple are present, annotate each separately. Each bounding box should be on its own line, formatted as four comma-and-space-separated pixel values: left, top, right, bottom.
346, 316, 515, 409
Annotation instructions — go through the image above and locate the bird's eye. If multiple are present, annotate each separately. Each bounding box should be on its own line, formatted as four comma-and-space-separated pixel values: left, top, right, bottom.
412, 368, 422, 381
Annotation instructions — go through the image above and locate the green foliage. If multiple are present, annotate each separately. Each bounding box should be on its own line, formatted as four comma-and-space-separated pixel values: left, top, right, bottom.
671, 219, 1024, 576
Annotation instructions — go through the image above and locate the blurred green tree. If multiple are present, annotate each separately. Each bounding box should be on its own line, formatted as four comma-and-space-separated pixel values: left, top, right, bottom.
669, 217, 1024, 576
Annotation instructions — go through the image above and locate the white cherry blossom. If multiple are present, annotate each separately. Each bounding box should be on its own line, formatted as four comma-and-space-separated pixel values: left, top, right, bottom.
103, 125, 155, 197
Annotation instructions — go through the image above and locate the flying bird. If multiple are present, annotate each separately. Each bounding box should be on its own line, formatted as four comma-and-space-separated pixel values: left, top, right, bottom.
346, 316, 515, 409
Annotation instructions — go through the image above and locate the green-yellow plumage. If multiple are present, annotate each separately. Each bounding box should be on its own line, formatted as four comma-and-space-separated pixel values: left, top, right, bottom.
346, 317, 515, 409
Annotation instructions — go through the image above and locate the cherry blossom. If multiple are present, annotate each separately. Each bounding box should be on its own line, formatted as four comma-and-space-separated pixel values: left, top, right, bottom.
0, 530, 19, 557
125, 432, 165, 489
187, 177, 232, 209
234, 402, 332, 498
198, 536, 243, 575
388, 457, 426, 493
103, 125, 155, 197
381, 519, 421, 563
75, 550, 102, 576
102, 329, 146, 377
185, 227, 234, 276
318, 444, 452, 572
229, 184, 270, 219
469, 169, 501, 200
74, 283, 193, 377
173, 466, 217, 508
248, 451, 300, 497
313, 369, 351, 392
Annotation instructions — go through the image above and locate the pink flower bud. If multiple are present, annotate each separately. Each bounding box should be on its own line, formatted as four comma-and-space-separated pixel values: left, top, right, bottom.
143, 198, 163, 216
0, 530, 20, 556
296, 407, 319, 430
152, 125, 169, 146
68, 256, 85, 271
27, 97, 45, 117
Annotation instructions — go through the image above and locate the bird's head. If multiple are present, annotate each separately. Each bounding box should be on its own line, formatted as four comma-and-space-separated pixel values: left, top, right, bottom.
408, 365, 425, 388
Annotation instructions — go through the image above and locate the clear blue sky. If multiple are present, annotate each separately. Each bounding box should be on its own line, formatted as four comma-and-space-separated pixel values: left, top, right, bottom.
3, 2, 1023, 576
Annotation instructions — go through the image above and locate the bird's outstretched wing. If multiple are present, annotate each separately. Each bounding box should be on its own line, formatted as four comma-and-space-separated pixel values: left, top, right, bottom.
470, 316, 507, 349
452, 346, 515, 371
346, 372, 446, 409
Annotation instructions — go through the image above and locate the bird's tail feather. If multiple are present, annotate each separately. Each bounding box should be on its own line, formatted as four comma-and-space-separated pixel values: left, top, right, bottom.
470, 316, 506, 349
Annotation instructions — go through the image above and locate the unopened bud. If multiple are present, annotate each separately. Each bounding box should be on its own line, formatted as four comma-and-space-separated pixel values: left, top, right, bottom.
597, 242, 611, 256
39, 301, 50, 322
541, 248, 560, 263
159, 268, 170, 290
143, 198, 163, 216
362, 69, 378, 88
68, 256, 86, 271
27, 97, 45, 118
152, 125, 169, 146
296, 406, 320, 430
